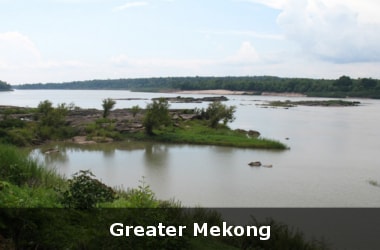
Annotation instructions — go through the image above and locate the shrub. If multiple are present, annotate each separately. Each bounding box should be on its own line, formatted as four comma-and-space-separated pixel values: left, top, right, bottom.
131, 105, 141, 117
60, 170, 116, 209
195, 101, 236, 128
143, 98, 171, 135
125, 177, 158, 208
102, 98, 116, 118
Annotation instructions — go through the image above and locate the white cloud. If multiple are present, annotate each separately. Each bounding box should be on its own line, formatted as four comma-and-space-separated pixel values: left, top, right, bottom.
0, 32, 42, 68
0, 31, 93, 84
199, 30, 284, 40
238, 0, 285, 9
113, 1, 148, 11
228, 41, 260, 64
277, 0, 380, 63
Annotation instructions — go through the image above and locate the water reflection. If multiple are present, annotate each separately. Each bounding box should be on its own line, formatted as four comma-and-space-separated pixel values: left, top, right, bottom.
143, 143, 169, 168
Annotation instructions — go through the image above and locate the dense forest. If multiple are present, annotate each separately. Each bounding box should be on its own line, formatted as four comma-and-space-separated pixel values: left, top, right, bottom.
13, 75, 380, 98
0, 80, 12, 91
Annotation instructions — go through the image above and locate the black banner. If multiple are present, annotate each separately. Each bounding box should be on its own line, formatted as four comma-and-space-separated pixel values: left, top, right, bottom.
1, 208, 379, 249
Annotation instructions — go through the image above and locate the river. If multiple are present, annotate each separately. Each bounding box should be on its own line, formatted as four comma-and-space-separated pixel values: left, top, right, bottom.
1, 89, 380, 207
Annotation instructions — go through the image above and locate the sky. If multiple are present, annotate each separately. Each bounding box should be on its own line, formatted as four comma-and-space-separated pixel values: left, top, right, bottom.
1, 0, 380, 84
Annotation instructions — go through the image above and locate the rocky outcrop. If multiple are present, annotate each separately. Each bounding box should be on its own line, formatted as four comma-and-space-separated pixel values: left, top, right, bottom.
248, 162, 273, 168
152, 96, 228, 103
248, 161, 261, 167
262, 164, 273, 168
235, 129, 260, 138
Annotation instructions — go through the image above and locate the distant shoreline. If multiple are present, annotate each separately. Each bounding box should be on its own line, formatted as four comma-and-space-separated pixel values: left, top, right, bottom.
170, 89, 307, 97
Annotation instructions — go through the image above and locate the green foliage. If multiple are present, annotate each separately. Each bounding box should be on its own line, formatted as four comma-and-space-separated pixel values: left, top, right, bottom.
36, 100, 76, 140
0, 144, 64, 188
333, 75, 353, 91
102, 98, 116, 118
196, 101, 236, 128
60, 170, 116, 209
143, 98, 171, 135
0, 118, 25, 129
131, 105, 141, 117
125, 177, 158, 208
128, 120, 287, 149
360, 78, 377, 89
0, 181, 60, 207
85, 118, 121, 140
0, 128, 34, 146
36, 100, 72, 127
0, 80, 12, 91
14, 75, 380, 99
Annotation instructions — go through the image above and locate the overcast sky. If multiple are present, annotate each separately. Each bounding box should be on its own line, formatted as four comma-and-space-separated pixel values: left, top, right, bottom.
1, 0, 380, 84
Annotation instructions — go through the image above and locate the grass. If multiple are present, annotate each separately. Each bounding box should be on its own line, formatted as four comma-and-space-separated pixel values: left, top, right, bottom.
126, 120, 288, 150
0, 144, 65, 188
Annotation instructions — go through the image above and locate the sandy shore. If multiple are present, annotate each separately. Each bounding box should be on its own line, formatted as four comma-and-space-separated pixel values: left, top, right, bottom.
172, 89, 306, 97
173, 89, 245, 95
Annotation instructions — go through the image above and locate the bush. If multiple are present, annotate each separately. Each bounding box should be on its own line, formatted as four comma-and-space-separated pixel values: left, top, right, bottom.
60, 170, 116, 209
125, 177, 158, 208
102, 98, 116, 118
131, 105, 141, 117
0, 118, 26, 129
195, 101, 236, 128
143, 98, 171, 135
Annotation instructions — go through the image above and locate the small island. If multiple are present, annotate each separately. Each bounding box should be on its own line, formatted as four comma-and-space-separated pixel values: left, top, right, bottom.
261, 99, 361, 108
0, 98, 287, 150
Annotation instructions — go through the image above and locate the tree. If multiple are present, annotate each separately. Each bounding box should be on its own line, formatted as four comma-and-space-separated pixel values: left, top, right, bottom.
360, 78, 377, 89
0, 80, 12, 91
143, 98, 171, 135
334, 75, 353, 91
196, 101, 236, 128
102, 98, 116, 118
36, 100, 74, 139
131, 105, 141, 118
37, 100, 69, 127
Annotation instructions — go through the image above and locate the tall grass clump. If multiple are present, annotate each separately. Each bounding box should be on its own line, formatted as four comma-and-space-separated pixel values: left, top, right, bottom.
0, 144, 64, 188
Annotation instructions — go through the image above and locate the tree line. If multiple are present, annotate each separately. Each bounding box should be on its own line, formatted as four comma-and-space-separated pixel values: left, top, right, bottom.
0, 80, 12, 91
12, 75, 380, 98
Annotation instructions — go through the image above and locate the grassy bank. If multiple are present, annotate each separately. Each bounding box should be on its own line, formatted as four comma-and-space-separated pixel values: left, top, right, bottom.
0, 143, 330, 250
126, 120, 288, 150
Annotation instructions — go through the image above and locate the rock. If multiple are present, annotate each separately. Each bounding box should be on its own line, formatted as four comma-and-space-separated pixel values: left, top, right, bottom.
71, 136, 96, 144
248, 161, 261, 167
152, 96, 228, 103
44, 148, 59, 154
247, 130, 260, 137
179, 114, 197, 120
262, 164, 273, 168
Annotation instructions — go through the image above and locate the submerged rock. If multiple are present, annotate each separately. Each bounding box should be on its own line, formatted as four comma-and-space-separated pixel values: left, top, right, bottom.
248, 161, 261, 167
